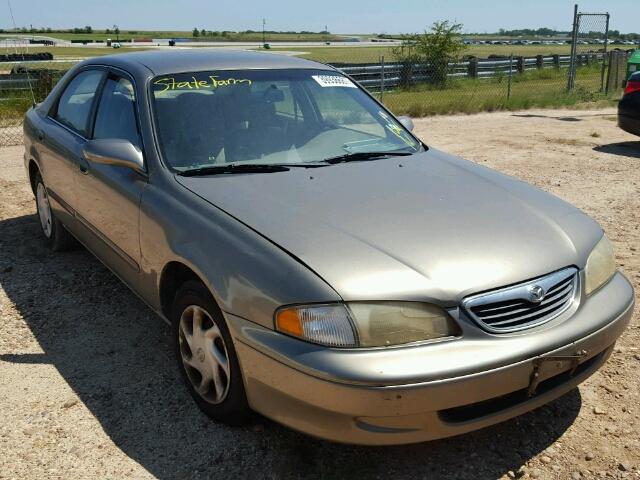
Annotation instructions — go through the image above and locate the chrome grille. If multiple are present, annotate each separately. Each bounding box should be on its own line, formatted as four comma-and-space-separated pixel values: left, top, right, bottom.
462, 267, 578, 333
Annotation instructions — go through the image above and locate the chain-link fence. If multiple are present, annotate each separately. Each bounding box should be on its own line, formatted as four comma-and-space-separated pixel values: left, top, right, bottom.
336, 8, 627, 117
567, 9, 610, 95
0, 57, 66, 146
337, 51, 613, 117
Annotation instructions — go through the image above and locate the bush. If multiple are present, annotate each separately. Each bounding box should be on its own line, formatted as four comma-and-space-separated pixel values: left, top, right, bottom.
392, 21, 466, 88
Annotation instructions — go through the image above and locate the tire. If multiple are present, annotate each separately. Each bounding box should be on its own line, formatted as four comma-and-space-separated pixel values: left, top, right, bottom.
34, 173, 77, 252
172, 280, 252, 425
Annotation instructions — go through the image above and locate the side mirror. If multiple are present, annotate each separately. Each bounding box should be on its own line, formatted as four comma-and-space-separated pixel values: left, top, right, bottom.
397, 116, 415, 132
83, 139, 144, 173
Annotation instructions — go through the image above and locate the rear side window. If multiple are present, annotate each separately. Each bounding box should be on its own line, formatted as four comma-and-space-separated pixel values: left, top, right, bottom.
54, 70, 103, 136
93, 76, 141, 148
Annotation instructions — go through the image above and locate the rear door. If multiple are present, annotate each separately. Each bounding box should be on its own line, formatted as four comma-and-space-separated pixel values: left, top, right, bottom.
73, 70, 147, 284
39, 68, 105, 224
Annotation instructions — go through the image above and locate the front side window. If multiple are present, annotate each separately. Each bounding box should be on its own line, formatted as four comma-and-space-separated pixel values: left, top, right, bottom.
54, 70, 103, 136
93, 76, 141, 148
150, 69, 420, 170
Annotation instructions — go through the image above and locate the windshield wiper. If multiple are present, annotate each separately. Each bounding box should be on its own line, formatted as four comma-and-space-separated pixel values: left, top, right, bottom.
177, 164, 291, 177
322, 151, 414, 165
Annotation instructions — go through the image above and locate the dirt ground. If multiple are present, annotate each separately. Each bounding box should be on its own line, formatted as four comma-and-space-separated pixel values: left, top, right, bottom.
0, 108, 639, 480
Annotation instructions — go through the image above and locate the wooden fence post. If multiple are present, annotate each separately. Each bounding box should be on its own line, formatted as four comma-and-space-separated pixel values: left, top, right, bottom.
36, 71, 52, 102
507, 54, 513, 101
552, 54, 560, 69
516, 56, 525, 74
399, 62, 413, 89
380, 56, 385, 103
468, 59, 478, 78
605, 51, 617, 94
536, 55, 544, 70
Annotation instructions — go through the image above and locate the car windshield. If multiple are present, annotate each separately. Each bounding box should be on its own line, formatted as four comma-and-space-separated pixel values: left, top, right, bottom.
150, 69, 421, 171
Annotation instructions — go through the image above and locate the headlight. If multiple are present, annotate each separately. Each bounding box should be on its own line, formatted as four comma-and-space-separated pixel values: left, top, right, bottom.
275, 304, 357, 347
275, 302, 461, 348
584, 234, 616, 296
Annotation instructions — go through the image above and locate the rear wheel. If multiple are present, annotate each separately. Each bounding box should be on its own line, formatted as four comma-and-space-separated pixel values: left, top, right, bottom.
34, 173, 77, 251
172, 280, 251, 425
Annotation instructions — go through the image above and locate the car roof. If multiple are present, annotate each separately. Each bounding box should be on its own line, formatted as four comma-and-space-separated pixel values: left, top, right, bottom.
87, 49, 334, 76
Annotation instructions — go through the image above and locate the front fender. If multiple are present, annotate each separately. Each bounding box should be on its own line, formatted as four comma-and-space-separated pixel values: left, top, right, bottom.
139, 177, 342, 329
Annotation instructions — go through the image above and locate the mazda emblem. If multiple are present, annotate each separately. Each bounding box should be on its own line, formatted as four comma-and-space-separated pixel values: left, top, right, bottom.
528, 285, 545, 303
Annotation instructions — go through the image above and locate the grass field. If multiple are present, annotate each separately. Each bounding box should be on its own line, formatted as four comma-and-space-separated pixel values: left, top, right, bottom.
0, 96, 32, 125
382, 65, 614, 116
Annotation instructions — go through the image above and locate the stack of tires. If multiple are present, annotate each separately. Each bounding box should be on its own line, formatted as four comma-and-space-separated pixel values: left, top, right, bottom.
0, 52, 54, 62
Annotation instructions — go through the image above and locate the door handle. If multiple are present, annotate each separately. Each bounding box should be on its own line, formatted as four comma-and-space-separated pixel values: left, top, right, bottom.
78, 157, 90, 175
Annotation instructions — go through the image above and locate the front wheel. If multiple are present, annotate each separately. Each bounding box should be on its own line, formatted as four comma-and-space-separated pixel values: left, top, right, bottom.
34, 173, 77, 251
172, 280, 251, 425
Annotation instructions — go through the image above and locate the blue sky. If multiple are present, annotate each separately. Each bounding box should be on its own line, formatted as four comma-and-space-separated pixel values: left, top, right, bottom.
5, 0, 638, 33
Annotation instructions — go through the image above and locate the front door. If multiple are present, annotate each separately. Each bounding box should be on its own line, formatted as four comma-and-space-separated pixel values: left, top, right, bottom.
73, 72, 147, 286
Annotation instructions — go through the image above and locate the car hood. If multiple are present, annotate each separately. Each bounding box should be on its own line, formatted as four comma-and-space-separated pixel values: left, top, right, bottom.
175, 149, 602, 303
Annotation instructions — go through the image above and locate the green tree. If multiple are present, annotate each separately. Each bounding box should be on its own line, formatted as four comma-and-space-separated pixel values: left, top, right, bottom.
84, 25, 92, 34
393, 20, 466, 88
192, 27, 200, 37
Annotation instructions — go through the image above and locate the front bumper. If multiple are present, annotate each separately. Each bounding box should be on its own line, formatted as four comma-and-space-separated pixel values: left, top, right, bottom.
227, 272, 634, 445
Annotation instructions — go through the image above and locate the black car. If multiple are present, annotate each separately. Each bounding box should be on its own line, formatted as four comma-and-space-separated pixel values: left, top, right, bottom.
619, 71, 640, 136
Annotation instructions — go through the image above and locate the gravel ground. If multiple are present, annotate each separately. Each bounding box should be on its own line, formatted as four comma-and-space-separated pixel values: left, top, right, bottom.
0, 108, 639, 480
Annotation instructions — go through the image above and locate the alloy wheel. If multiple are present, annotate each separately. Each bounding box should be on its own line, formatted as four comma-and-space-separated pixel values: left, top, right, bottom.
36, 182, 53, 238
178, 305, 231, 404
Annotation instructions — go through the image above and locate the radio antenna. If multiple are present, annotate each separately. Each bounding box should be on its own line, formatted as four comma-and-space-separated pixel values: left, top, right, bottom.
7, 0, 16, 29
7, 0, 37, 106
7, 0, 18, 54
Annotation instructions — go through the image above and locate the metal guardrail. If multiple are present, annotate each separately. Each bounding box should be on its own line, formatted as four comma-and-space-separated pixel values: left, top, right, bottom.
0, 70, 65, 97
0, 52, 614, 92
337, 53, 605, 90
0, 74, 42, 91
0, 52, 53, 62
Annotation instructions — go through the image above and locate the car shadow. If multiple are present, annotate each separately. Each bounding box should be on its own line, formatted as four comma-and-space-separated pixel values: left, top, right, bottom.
511, 113, 584, 122
593, 141, 640, 159
0, 213, 583, 479
510, 113, 618, 122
